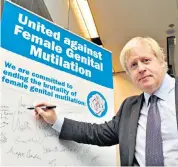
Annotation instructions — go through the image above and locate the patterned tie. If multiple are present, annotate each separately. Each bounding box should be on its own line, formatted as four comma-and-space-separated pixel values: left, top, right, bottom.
146, 95, 164, 166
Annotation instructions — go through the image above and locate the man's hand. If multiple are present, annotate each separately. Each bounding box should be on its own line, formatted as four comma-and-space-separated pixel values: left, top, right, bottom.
34, 102, 57, 125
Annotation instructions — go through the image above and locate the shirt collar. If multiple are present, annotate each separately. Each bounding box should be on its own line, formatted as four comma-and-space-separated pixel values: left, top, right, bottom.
144, 74, 175, 106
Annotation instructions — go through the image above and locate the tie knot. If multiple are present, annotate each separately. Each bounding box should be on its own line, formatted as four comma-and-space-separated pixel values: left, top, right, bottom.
149, 95, 158, 104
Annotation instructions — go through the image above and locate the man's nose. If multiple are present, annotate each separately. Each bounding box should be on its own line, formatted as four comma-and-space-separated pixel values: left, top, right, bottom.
137, 62, 146, 73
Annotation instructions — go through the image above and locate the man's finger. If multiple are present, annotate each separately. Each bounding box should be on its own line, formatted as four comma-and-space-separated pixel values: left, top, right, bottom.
34, 110, 38, 115
35, 102, 49, 107
36, 114, 41, 120
36, 107, 47, 118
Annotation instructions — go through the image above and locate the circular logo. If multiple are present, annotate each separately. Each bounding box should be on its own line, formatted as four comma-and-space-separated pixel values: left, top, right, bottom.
87, 91, 108, 118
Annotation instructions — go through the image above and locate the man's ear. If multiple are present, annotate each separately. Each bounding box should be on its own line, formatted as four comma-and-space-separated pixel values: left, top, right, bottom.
159, 54, 165, 64
159, 56, 167, 71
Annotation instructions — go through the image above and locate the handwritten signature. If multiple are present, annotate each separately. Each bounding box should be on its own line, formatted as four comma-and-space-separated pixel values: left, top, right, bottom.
77, 146, 91, 162
7, 146, 41, 160
12, 118, 31, 132
43, 145, 83, 154
49, 159, 56, 167
0, 121, 8, 128
15, 136, 43, 144
18, 97, 28, 108
91, 155, 100, 162
0, 132, 7, 143
0, 113, 8, 120
0, 105, 12, 128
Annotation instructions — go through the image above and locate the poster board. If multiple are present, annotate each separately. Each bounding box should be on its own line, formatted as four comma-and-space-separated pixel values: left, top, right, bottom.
0, 1, 115, 166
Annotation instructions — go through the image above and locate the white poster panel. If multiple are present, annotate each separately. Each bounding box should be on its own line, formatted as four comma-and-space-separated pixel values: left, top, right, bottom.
0, 1, 115, 166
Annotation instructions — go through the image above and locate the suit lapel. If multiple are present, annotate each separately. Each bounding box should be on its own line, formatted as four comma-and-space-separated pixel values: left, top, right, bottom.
128, 94, 144, 165
175, 77, 178, 130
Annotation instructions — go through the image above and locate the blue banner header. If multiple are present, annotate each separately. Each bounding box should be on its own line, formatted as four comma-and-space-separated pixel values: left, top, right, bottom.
1, 1, 113, 89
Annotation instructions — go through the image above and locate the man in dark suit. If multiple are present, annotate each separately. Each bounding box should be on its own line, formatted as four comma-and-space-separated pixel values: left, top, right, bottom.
35, 37, 178, 166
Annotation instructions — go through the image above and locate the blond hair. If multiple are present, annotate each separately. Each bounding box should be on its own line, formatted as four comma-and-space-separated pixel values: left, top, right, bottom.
120, 37, 168, 73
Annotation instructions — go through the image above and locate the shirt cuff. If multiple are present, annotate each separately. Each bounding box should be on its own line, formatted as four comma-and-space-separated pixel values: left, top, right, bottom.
52, 116, 64, 133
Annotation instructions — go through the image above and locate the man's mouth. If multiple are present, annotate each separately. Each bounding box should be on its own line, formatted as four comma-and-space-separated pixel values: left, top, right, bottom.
139, 75, 152, 81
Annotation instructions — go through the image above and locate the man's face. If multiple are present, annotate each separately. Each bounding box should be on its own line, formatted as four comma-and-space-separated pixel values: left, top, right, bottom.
127, 44, 165, 94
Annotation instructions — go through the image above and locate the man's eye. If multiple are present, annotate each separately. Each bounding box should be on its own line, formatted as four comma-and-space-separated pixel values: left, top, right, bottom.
143, 59, 150, 63
131, 63, 137, 68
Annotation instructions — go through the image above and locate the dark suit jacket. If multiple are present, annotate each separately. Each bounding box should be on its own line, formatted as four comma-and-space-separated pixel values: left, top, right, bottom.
59, 77, 178, 166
